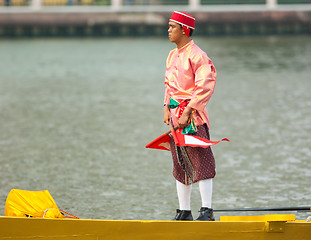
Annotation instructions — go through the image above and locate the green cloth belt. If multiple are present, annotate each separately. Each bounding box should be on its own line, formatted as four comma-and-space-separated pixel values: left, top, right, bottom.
169, 98, 197, 135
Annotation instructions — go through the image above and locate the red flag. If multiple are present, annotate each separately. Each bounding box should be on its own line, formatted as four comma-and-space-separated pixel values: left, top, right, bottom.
146, 128, 229, 151
173, 129, 230, 148
145, 131, 171, 151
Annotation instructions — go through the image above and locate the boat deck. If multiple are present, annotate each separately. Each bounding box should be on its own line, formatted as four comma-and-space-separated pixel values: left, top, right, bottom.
0, 214, 310, 240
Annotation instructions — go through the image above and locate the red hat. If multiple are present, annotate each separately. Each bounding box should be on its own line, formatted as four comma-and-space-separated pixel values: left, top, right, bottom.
170, 11, 195, 30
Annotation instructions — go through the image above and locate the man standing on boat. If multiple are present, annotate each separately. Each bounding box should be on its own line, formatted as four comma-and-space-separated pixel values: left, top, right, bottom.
164, 11, 217, 221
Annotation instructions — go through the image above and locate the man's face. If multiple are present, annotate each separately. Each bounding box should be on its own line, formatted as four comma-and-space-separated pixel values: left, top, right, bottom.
168, 21, 183, 43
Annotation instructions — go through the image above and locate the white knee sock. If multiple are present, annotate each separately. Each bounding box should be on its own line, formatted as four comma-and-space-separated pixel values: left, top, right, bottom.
199, 179, 213, 208
176, 180, 192, 210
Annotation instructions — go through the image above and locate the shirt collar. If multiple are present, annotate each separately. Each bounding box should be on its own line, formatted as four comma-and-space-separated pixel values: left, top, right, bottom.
178, 40, 194, 53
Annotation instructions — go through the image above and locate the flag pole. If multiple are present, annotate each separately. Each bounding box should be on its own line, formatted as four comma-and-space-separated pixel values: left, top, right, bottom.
169, 122, 193, 184
163, 126, 179, 136
169, 122, 180, 145
214, 206, 311, 212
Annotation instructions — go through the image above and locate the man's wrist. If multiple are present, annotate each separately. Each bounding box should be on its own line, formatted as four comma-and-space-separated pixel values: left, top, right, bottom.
183, 106, 193, 116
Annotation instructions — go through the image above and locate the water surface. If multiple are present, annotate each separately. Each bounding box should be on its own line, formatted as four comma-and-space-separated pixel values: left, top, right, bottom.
0, 36, 310, 220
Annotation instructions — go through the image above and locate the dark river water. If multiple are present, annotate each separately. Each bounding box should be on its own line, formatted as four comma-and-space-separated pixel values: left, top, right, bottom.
0, 36, 310, 220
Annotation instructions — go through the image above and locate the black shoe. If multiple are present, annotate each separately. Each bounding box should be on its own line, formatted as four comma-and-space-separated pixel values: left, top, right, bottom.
195, 207, 215, 221
171, 209, 181, 220
174, 210, 193, 221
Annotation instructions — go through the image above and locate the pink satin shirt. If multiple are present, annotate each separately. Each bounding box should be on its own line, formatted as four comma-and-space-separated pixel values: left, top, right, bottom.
164, 40, 217, 128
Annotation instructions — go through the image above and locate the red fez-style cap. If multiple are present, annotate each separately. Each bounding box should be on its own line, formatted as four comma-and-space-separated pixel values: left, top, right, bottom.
170, 11, 195, 30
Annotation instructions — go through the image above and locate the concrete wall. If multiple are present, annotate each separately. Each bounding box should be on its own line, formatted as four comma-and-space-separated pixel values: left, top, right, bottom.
0, 6, 310, 37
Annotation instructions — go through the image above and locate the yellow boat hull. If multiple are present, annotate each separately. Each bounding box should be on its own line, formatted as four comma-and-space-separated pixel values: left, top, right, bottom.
0, 214, 310, 240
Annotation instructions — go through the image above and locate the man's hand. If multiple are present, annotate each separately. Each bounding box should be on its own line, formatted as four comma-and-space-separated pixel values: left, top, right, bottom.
177, 106, 193, 129
163, 105, 171, 125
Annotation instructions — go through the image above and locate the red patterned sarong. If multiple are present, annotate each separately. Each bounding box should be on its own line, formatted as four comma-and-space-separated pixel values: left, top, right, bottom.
170, 124, 216, 185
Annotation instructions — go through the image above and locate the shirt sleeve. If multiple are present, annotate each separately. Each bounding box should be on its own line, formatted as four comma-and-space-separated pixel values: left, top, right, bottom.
164, 51, 173, 106
188, 53, 217, 112
164, 84, 170, 106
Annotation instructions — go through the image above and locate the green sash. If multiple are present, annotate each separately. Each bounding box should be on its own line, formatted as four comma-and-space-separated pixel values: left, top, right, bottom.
169, 98, 197, 135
